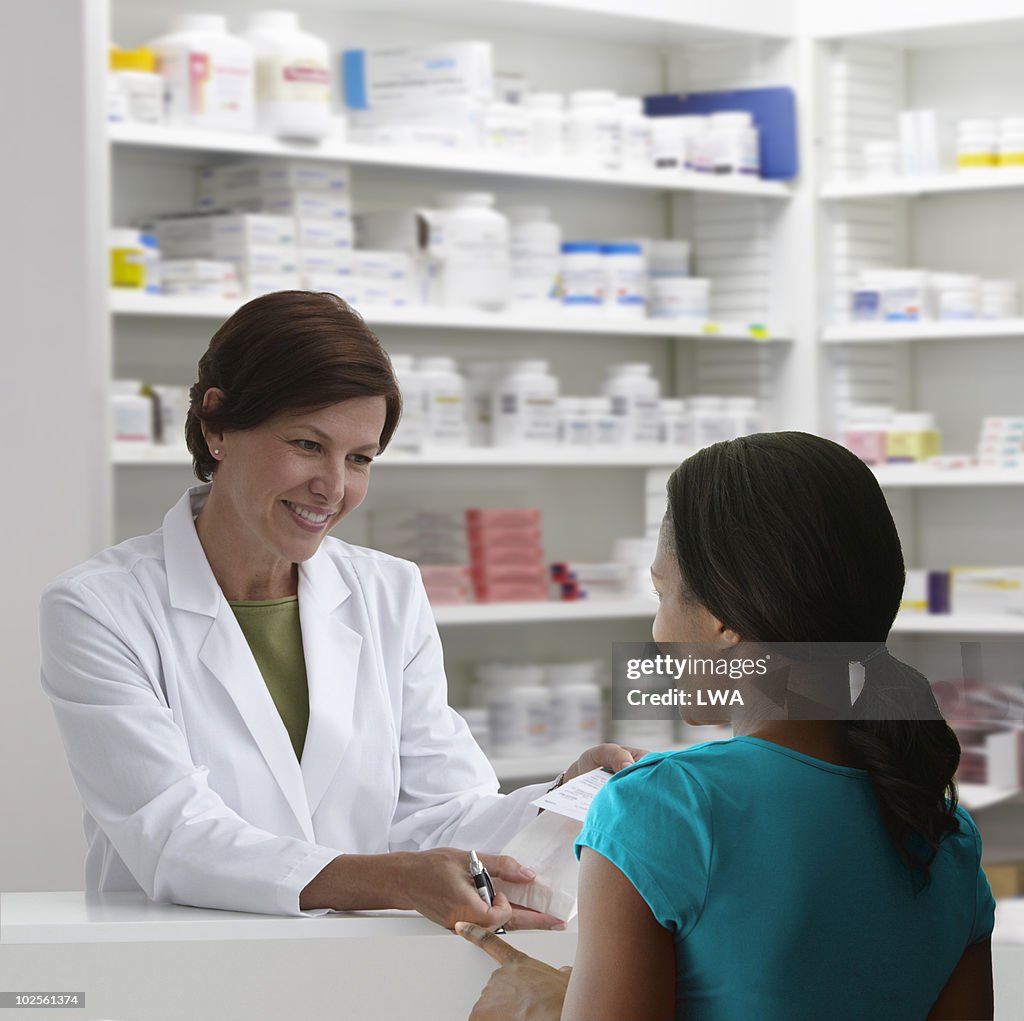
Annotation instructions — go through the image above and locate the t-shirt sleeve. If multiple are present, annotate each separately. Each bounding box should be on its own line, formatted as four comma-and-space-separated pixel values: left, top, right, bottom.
959, 809, 996, 944
574, 753, 713, 939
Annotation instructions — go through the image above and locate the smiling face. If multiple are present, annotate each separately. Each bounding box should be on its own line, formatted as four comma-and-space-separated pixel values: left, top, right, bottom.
198, 395, 387, 597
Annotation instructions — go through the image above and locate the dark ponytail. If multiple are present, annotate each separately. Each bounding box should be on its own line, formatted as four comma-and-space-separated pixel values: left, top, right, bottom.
665, 432, 961, 877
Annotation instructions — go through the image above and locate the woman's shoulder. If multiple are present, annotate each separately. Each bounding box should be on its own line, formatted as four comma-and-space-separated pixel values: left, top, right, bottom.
44, 530, 165, 599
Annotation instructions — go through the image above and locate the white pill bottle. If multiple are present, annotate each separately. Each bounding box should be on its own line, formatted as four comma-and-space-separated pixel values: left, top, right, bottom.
492, 360, 560, 447
242, 11, 331, 140
150, 14, 255, 132
507, 206, 562, 309
430, 192, 511, 311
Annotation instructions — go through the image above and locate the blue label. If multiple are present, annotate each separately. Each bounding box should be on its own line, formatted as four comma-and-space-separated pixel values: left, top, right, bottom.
342, 51, 368, 110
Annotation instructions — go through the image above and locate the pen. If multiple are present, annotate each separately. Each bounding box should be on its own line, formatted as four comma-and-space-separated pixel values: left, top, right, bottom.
469, 849, 507, 935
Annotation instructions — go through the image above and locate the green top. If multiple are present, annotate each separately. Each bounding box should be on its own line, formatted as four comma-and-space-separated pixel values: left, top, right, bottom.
229, 596, 309, 761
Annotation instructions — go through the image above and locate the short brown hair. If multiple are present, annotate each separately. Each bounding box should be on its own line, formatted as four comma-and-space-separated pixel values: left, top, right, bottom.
185, 291, 402, 481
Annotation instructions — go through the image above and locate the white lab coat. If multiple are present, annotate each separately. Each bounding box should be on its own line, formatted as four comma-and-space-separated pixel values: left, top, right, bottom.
40, 484, 548, 916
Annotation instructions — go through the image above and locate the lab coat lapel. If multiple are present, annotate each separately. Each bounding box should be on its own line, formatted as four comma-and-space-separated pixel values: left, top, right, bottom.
297, 546, 362, 817
164, 485, 316, 842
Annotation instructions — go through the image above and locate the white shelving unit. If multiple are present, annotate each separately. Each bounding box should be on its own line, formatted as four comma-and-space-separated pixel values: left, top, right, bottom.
821, 169, 1024, 200
110, 290, 782, 341
823, 320, 1024, 344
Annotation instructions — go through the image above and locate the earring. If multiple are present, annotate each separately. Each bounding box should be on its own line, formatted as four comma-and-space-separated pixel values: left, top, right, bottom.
212, 448, 221, 456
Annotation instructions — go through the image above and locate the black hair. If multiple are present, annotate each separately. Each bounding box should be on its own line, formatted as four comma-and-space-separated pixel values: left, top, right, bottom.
665, 431, 961, 876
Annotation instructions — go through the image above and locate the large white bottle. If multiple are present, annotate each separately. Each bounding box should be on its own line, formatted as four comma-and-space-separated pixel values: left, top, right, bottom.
492, 360, 560, 447
150, 15, 255, 132
242, 11, 331, 140
417, 356, 468, 447
430, 193, 510, 311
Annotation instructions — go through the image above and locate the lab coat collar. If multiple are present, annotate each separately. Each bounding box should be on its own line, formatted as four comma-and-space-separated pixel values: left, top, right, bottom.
162, 485, 363, 833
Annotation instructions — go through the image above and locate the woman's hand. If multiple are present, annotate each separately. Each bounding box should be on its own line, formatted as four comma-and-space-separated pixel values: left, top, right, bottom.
391, 849, 566, 932
561, 742, 649, 785
456, 921, 571, 1021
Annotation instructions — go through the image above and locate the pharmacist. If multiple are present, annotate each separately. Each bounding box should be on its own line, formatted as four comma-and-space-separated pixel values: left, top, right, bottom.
40, 291, 640, 926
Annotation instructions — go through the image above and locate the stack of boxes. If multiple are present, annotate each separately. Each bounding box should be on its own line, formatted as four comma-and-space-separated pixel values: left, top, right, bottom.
156, 158, 354, 298
368, 510, 471, 606
467, 508, 547, 603
977, 416, 1024, 470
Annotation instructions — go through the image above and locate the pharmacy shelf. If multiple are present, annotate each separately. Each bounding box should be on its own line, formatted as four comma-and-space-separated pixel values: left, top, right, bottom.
432, 597, 658, 626
108, 123, 792, 200
109, 291, 782, 341
892, 614, 1024, 636
821, 170, 1024, 200
112, 444, 691, 468
958, 784, 1024, 812
871, 465, 1024, 488
823, 320, 1024, 344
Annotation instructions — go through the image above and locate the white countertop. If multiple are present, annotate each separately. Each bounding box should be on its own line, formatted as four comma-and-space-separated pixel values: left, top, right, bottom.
0, 892, 467, 945
3, 891, 1023, 946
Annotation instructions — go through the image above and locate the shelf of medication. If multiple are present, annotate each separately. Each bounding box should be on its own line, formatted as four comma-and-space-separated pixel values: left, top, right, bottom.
108, 123, 791, 200
112, 444, 693, 469
432, 596, 658, 627
823, 319, 1024, 344
892, 613, 1024, 636
957, 784, 1024, 812
870, 465, 1024, 488
821, 169, 1024, 201
108, 291, 784, 342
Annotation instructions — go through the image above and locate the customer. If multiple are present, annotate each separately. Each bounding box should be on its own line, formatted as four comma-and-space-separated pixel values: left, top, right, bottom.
459, 432, 995, 1019
40, 291, 640, 926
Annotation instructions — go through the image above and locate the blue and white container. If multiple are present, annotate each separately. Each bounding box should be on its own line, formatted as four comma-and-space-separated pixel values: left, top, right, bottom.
561, 241, 605, 312
602, 242, 646, 318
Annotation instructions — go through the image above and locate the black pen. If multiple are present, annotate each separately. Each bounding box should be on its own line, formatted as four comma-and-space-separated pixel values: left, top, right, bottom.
469, 849, 507, 935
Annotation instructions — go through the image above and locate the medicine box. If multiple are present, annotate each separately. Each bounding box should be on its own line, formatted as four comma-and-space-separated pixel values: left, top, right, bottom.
297, 218, 354, 250
950, 567, 1024, 616
342, 41, 493, 112
156, 214, 295, 257
197, 160, 350, 209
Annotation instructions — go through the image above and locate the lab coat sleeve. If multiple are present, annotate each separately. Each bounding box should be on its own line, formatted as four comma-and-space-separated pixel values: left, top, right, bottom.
386, 568, 556, 854
40, 578, 340, 917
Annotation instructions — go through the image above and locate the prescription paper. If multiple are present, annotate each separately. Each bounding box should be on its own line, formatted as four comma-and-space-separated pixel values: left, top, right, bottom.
529, 767, 611, 821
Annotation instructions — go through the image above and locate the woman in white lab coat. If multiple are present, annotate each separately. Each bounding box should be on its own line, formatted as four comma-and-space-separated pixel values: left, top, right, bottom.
40, 291, 638, 926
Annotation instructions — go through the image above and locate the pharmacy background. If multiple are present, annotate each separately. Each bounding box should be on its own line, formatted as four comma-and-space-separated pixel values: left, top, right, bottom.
4, 0, 1024, 1017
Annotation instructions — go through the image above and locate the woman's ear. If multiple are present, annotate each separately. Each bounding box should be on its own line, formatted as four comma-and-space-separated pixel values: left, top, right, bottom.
201, 388, 226, 457
713, 619, 743, 648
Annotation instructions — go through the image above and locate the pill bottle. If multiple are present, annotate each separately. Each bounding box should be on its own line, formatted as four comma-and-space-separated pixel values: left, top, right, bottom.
492, 360, 560, 447
843, 405, 893, 465
647, 240, 691, 279
586, 396, 620, 445
650, 277, 710, 320
110, 229, 146, 288
650, 116, 685, 171
139, 233, 161, 295
603, 363, 661, 445
565, 90, 621, 169
417, 356, 468, 447
147, 384, 189, 445
480, 665, 550, 754
659, 398, 691, 446
388, 354, 425, 452
689, 396, 731, 448
150, 14, 255, 132
507, 206, 562, 309
459, 706, 492, 753
956, 119, 998, 170
882, 269, 929, 321
547, 669, 602, 749
723, 396, 760, 438
108, 47, 163, 125
558, 397, 593, 445
431, 192, 510, 310
931, 272, 979, 321
522, 92, 565, 159
998, 117, 1024, 167
560, 242, 605, 312
602, 242, 647, 317
242, 11, 331, 140
886, 412, 941, 463
464, 361, 508, 447
111, 380, 154, 444
707, 111, 760, 176
483, 102, 531, 155
862, 140, 899, 178
611, 537, 659, 595
618, 97, 653, 171
979, 279, 1019, 319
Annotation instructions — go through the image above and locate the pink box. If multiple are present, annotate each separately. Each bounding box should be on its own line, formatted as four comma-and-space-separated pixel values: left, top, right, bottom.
469, 545, 546, 567
471, 563, 548, 585
467, 526, 543, 547
844, 428, 887, 465
466, 508, 542, 529
474, 583, 550, 603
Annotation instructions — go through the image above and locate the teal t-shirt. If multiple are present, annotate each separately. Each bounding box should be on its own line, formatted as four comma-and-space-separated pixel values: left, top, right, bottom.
575, 737, 995, 1021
